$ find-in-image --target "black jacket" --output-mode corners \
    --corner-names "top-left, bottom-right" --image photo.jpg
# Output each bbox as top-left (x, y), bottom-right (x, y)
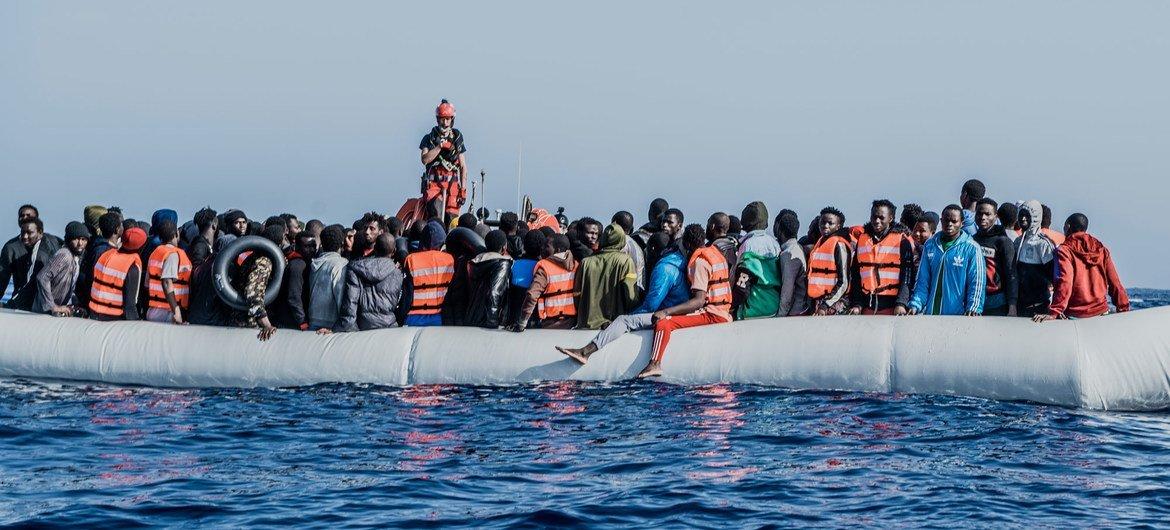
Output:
top-left (441, 255), bottom-right (472, 326)
top-left (272, 255), bottom-right (311, 329)
top-left (973, 225), bottom-right (1019, 308)
top-left (464, 252), bottom-right (512, 329)
top-left (506, 234), bottom-right (524, 261)
top-left (188, 256), bottom-right (231, 326)
top-left (1016, 261), bottom-right (1053, 316)
top-left (1, 236), bottom-right (58, 306)
top-left (188, 236), bottom-right (213, 269)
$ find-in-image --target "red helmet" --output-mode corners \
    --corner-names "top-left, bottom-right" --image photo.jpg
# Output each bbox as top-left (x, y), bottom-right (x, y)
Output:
top-left (435, 99), bottom-right (456, 119)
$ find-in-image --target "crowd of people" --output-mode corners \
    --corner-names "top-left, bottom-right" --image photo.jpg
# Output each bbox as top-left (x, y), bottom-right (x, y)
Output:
top-left (0, 178), bottom-right (1131, 378)
top-left (0, 101), bottom-right (1132, 378)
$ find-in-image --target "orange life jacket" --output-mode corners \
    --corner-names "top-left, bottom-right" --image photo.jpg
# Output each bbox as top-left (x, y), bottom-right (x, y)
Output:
top-left (808, 234), bottom-right (849, 299)
top-left (687, 246), bottom-right (732, 314)
top-left (854, 230), bottom-right (905, 296)
top-left (533, 258), bottom-right (576, 320)
top-left (405, 250), bottom-right (455, 315)
top-left (1042, 227), bottom-right (1065, 246)
top-left (89, 249), bottom-right (143, 318)
top-left (528, 208), bottom-right (562, 234)
top-left (848, 225), bottom-right (866, 243)
top-left (146, 244), bottom-right (192, 311)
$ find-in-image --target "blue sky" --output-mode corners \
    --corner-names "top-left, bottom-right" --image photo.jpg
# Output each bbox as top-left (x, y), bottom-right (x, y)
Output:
top-left (1, 1), bottom-right (1167, 287)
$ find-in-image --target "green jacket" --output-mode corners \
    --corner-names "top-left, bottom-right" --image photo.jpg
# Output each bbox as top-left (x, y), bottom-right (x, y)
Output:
top-left (736, 251), bottom-right (781, 319)
top-left (575, 224), bottom-right (640, 329)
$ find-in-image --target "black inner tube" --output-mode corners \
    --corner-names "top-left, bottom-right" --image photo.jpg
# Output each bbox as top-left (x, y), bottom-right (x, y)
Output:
top-left (445, 227), bottom-right (486, 258)
top-left (212, 236), bottom-right (286, 311)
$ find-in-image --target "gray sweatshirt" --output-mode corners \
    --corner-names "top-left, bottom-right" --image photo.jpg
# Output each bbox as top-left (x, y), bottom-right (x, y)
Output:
top-left (778, 238), bottom-right (811, 316)
top-left (308, 251), bottom-right (349, 330)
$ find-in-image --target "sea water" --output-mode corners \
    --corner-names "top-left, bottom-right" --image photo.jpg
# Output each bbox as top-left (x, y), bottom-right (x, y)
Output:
top-left (2, 291), bottom-right (1168, 527)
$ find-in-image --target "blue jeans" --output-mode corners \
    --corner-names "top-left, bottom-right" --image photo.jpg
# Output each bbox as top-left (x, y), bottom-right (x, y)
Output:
top-left (405, 314), bottom-right (442, 327)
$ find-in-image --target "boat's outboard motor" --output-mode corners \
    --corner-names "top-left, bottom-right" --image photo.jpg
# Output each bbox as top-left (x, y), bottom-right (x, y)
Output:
top-left (213, 235), bottom-right (286, 310)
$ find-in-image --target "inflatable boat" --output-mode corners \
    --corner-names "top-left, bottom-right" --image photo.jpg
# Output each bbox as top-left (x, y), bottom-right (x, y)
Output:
top-left (1, 307), bottom-right (1167, 411)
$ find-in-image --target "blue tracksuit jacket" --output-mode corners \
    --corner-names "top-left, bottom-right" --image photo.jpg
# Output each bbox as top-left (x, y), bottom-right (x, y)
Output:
top-left (633, 251), bottom-right (690, 314)
top-left (908, 230), bottom-right (986, 315)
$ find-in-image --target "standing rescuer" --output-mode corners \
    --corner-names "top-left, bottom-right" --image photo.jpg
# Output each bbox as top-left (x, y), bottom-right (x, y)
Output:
top-left (420, 99), bottom-right (467, 223)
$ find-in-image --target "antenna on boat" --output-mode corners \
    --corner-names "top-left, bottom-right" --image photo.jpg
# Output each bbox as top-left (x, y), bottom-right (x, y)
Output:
top-left (516, 142), bottom-right (523, 213)
top-left (479, 169), bottom-right (486, 214)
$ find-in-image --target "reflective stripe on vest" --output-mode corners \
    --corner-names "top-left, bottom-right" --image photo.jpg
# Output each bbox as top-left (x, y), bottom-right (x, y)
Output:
top-left (855, 231), bottom-right (904, 296)
top-left (807, 235), bottom-right (849, 300)
top-left (406, 250), bottom-right (455, 315)
top-left (147, 244), bottom-right (193, 311)
top-left (89, 249), bottom-right (142, 318)
top-left (687, 246), bottom-right (732, 313)
top-left (534, 258), bottom-right (577, 320)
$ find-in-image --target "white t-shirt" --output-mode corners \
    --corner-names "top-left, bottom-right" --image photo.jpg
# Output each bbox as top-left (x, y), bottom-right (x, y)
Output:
top-left (145, 251), bottom-right (181, 323)
top-left (160, 252), bottom-right (179, 280)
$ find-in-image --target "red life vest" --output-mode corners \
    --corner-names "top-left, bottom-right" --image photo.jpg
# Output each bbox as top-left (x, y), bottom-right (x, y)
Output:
top-left (89, 249), bottom-right (142, 318)
top-left (686, 246), bottom-right (732, 314)
top-left (533, 258), bottom-right (576, 320)
top-left (405, 250), bottom-right (455, 315)
top-left (807, 235), bottom-right (850, 299)
top-left (146, 244), bottom-right (193, 311)
top-left (855, 230), bottom-right (905, 296)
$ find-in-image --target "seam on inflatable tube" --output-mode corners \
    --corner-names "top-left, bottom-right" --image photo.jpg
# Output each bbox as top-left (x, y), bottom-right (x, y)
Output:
top-left (96, 321), bottom-right (113, 381)
top-left (1070, 320), bottom-right (1096, 410)
top-left (404, 328), bottom-right (423, 386)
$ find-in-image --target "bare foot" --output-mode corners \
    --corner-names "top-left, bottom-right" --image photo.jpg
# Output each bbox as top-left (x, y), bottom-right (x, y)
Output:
top-left (556, 346), bottom-right (590, 365)
top-left (636, 362), bottom-right (663, 379)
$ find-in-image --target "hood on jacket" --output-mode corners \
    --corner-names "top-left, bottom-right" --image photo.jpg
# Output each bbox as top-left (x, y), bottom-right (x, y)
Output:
top-left (312, 251), bottom-right (347, 268)
top-left (1019, 200), bottom-right (1043, 236)
top-left (152, 209), bottom-right (178, 229)
top-left (83, 205), bottom-right (107, 234)
top-left (741, 201), bottom-right (769, 232)
top-left (1062, 232), bottom-right (1106, 268)
top-left (348, 256), bottom-right (399, 283)
top-left (545, 250), bottom-right (576, 271)
top-left (471, 251), bottom-right (513, 265)
top-left (599, 223), bottom-right (627, 253)
top-left (1016, 199), bottom-right (1055, 265)
top-left (421, 220), bottom-right (447, 250)
top-left (469, 251), bottom-right (512, 281)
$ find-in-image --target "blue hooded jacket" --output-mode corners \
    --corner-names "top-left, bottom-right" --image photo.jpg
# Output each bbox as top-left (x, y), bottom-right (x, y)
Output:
top-left (908, 230), bottom-right (986, 315)
top-left (149, 209), bottom-right (179, 246)
top-left (633, 250), bottom-right (690, 314)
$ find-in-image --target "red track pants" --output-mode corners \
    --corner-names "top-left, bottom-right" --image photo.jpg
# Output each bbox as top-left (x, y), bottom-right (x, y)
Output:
top-left (651, 312), bottom-right (730, 363)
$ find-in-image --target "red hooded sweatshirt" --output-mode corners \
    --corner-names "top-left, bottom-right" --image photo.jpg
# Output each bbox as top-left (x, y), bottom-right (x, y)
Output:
top-left (1049, 232), bottom-right (1130, 318)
